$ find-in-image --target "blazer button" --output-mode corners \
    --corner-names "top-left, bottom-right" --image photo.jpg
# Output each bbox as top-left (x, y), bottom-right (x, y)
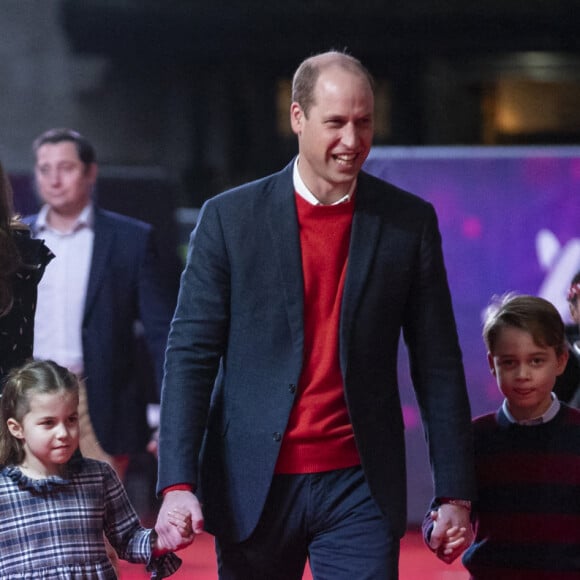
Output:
top-left (289, 384), bottom-right (296, 394)
top-left (272, 432), bottom-right (282, 442)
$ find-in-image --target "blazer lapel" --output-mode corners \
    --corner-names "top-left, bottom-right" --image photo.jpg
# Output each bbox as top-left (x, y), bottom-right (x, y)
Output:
top-left (268, 167), bottom-right (305, 353)
top-left (84, 208), bottom-right (115, 321)
top-left (340, 180), bottom-right (381, 371)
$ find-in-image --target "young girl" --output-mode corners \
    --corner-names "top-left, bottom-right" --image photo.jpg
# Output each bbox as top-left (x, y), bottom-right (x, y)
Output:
top-left (0, 359), bottom-right (191, 579)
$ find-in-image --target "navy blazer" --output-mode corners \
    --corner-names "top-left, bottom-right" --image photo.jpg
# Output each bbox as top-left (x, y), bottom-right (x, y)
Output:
top-left (158, 161), bottom-right (476, 542)
top-left (27, 206), bottom-right (175, 454)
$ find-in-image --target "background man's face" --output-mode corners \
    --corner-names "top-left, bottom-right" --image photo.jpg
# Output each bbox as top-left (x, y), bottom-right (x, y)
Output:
top-left (35, 141), bottom-right (96, 216)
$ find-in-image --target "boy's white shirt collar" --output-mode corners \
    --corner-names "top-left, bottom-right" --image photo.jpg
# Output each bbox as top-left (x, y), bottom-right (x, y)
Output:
top-left (502, 392), bottom-right (560, 425)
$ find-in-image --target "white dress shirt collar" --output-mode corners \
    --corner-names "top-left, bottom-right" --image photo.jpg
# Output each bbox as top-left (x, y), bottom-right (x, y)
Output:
top-left (293, 157), bottom-right (355, 206)
top-left (502, 392), bottom-right (560, 426)
top-left (36, 202), bottom-right (94, 234)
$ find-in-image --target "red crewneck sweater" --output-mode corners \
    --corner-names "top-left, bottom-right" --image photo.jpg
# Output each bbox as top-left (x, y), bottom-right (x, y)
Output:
top-left (275, 193), bottom-right (361, 473)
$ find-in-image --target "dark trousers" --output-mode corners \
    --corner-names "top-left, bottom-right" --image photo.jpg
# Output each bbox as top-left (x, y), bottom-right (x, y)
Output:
top-left (216, 466), bottom-right (400, 580)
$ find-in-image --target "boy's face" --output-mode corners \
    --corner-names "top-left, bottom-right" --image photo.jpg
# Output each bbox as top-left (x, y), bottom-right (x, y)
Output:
top-left (488, 326), bottom-right (568, 421)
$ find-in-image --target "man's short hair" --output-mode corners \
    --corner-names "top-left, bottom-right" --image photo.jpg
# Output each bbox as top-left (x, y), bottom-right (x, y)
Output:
top-left (291, 50), bottom-right (375, 118)
top-left (32, 128), bottom-right (96, 166)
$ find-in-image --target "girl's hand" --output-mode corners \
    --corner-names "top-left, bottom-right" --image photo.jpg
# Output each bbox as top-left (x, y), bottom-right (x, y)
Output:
top-left (152, 510), bottom-right (195, 556)
top-left (166, 507), bottom-right (194, 538)
top-left (155, 490), bottom-right (203, 552)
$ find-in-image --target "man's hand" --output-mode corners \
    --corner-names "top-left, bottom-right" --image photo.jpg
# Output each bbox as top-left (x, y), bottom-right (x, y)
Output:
top-left (155, 490), bottom-right (204, 551)
top-left (167, 507), bottom-right (194, 538)
top-left (428, 503), bottom-right (473, 563)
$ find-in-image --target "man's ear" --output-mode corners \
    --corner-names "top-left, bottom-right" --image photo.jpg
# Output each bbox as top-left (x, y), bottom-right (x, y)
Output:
top-left (290, 102), bottom-right (304, 136)
top-left (487, 352), bottom-right (496, 376)
top-left (556, 348), bottom-right (569, 376)
top-left (6, 418), bottom-right (24, 440)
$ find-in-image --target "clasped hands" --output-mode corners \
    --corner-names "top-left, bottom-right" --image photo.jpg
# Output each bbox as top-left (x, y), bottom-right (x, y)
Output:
top-left (154, 490), bottom-right (204, 553)
top-left (427, 503), bottom-right (474, 564)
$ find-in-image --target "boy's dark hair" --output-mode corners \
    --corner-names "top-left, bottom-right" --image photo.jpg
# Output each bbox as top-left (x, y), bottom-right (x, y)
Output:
top-left (483, 293), bottom-right (567, 356)
top-left (0, 360), bottom-right (80, 466)
top-left (32, 128), bottom-right (96, 167)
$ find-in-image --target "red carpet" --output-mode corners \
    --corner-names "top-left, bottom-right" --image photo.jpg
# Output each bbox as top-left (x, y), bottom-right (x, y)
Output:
top-left (119, 529), bottom-right (469, 579)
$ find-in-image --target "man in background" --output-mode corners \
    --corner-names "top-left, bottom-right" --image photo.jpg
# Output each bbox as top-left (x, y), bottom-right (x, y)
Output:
top-left (26, 128), bottom-right (175, 497)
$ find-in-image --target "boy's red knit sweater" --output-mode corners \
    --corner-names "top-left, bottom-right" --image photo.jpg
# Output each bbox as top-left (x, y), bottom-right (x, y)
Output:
top-left (275, 193), bottom-right (361, 474)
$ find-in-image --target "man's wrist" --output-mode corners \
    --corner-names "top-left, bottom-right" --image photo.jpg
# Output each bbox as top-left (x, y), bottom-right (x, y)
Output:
top-left (162, 483), bottom-right (194, 496)
top-left (439, 498), bottom-right (472, 511)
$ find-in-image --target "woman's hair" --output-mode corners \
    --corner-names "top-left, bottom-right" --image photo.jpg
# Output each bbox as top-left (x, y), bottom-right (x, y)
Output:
top-left (482, 293), bottom-right (567, 356)
top-left (0, 162), bottom-right (25, 317)
top-left (0, 360), bottom-right (80, 466)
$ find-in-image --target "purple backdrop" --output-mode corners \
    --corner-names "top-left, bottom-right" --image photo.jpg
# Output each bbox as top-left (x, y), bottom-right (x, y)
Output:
top-left (12, 148), bottom-right (580, 524)
top-left (364, 146), bottom-right (580, 523)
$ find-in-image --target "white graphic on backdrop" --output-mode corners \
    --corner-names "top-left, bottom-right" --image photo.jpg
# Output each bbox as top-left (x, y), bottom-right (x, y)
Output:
top-left (536, 229), bottom-right (580, 323)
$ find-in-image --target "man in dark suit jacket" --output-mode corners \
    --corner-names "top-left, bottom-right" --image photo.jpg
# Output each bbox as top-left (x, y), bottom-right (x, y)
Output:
top-left (26, 128), bottom-right (175, 476)
top-left (155, 51), bottom-right (476, 579)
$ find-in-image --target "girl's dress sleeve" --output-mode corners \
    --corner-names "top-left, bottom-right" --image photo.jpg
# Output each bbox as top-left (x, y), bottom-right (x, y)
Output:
top-left (101, 461), bottom-right (182, 578)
